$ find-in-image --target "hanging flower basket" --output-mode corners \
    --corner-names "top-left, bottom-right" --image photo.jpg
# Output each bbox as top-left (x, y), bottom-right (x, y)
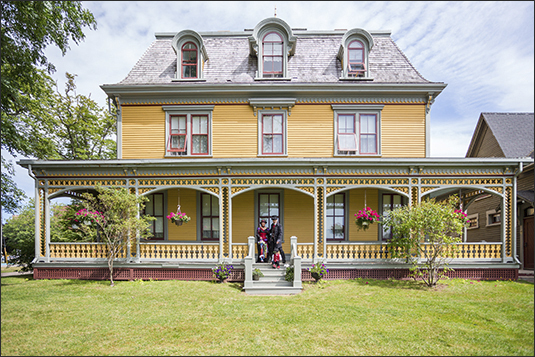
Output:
top-left (167, 211), bottom-right (191, 226)
top-left (354, 207), bottom-right (380, 231)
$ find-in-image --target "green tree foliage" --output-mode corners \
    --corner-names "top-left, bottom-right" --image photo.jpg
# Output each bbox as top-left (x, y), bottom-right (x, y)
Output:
top-left (382, 196), bottom-right (469, 287)
top-left (43, 73), bottom-right (117, 160)
top-left (1, 157), bottom-right (26, 214)
top-left (1, 1), bottom-right (99, 213)
top-left (77, 186), bottom-right (154, 286)
top-left (3, 203), bottom-right (36, 271)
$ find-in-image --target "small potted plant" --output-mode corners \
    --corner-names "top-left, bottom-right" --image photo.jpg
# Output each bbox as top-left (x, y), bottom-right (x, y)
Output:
top-left (307, 261), bottom-right (328, 282)
top-left (354, 207), bottom-right (380, 231)
top-left (252, 268), bottom-right (264, 281)
top-left (212, 262), bottom-right (233, 283)
top-left (167, 211), bottom-right (191, 226)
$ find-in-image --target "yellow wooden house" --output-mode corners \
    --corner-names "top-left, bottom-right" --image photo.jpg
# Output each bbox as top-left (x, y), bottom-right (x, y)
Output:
top-left (19, 18), bottom-right (531, 293)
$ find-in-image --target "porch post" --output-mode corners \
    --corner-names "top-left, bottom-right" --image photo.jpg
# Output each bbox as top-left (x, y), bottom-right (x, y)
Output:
top-left (45, 191), bottom-right (50, 263)
top-left (243, 236), bottom-right (254, 288)
top-left (291, 236), bottom-right (302, 289)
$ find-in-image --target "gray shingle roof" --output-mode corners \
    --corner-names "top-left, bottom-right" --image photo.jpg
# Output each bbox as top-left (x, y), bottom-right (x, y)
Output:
top-left (482, 112), bottom-right (534, 158)
top-left (117, 31), bottom-right (435, 86)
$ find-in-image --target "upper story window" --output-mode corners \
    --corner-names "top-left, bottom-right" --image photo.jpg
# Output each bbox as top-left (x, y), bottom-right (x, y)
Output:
top-left (332, 104), bottom-right (384, 156)
top-left (262, 32), bottom-right (284, 78)
top-left (248, 17), bottom-right (296, 80)
top-left (171, 30), bottom-right (208, 81)
top-left (259, 111), bottom-right (286, 156)
top-left (338, 28), bottom-right (374, 80)
top-left (163, 105), bottom-right (214, 157)
top-left (181, 42), bottom-right (198, 78)
top-left (348, 40), bottom-right (365, 77)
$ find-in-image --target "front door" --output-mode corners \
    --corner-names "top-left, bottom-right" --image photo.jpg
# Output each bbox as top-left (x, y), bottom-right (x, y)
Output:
top-left (524, 216), bottom-right (534, 269)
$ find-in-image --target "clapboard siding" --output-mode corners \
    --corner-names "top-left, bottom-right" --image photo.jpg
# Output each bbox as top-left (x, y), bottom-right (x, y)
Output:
top-left (122, 106), bottom-right (166, 159)
top-left (288, 105), bottom-right (334, 157)
top-left (212, 105), bottom-right (257, 158)
top-left (381, 105), bottom-right (426, 157)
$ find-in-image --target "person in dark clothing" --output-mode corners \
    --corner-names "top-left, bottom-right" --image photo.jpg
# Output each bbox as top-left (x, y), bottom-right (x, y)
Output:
top-left (270, 215), bottom-right (286, 265)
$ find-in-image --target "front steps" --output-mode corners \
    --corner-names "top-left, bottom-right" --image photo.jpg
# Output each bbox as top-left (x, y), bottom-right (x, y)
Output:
top-left (244, 263), bottom-right (302, 295)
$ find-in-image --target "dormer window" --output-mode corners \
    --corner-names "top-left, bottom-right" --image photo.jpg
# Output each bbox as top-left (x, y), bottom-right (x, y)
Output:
top-left (338, 28), bottom-right (374, 80)
top-left (263, 32), bottom-right (284, 78)
top-left (249, 17), bottom-right (296, 80)
top-left (172, 30), bottom-right (208, 81)
top-left (181, 42), bottom-right (198, 78)
top-left (348, 40), bottom-right (365, 78)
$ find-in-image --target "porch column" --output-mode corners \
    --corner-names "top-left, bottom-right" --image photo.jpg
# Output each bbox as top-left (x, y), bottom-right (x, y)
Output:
top-left (34, 183), bottom-right (41, 262)
top-left (45, 191), bottom-right (51, 263)
top-left (314, 179), bottom-right (325, 261)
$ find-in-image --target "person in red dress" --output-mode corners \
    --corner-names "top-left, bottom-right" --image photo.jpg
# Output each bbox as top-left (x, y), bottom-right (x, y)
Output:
top-left (255, 220), bottom-right (270, 263)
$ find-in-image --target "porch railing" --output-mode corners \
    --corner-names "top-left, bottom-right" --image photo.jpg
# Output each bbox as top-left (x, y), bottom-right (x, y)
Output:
top-left (138, 242), bottom-right (219, 261)
top-left (320, 242), bottom-right (502, 261)
top-left (48, 241), bottom-right (502, 262)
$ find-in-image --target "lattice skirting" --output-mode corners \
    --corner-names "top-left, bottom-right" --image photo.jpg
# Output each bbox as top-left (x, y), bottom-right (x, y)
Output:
top-left (33, 268), bottom-right (244, 282)
top-left (33, 267), bottom-right (517, 281)
top-left (306, 268), bottom-right (519, 281)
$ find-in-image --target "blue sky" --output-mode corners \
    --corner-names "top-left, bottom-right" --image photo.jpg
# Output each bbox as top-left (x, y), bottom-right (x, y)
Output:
top-left (3, 1), bottom-right (534, 220)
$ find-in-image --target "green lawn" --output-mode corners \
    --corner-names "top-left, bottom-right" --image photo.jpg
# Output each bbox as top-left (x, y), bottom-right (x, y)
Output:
top-left (1, 276), bottom-right (533, 356)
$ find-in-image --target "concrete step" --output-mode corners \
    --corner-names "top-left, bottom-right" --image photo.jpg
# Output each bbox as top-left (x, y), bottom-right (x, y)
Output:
top-left (244, 286), bottom-right (302, 295)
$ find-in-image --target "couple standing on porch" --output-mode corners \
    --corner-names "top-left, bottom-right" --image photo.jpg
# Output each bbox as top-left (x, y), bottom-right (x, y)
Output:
top-left (255, 216), bottom-right (287, 267)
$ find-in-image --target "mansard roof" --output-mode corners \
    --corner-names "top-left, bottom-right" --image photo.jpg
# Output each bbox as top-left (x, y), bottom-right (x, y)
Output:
top-left (113, 28), bottom-right (438, 86)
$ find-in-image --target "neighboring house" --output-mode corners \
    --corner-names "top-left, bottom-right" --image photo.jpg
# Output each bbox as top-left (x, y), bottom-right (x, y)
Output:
top-left (19, 17), bottom-right (531, 287)
top-left (465, 113), bottom-right (534, 269)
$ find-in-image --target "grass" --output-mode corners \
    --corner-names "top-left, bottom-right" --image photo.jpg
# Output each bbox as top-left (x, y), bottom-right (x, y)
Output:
top-left (1, 276), bottom-right (533, 356)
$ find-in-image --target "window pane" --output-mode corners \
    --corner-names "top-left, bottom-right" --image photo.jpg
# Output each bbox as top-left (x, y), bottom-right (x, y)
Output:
top-left (192, 135), bottom-right (207, 154)
top-left (264, 32), bottom-right (282, 42)
top-left (273, 115), bottom-right (283, 133)
top-left (202, 218), bottom-right (211, 238)
top-left (264, 42), bottom-right (274, 55)
top-left (145, 195), bottom-right (154, 215)
top-left (393, 195), bottom-right (402, 209)
top-left (211, 197), bottom-right (219, 215)
top-left (263, 116), bottom-right (272, 133)
top-left (339, 134), bottom-right (357, 151)
top-left (154, 194), bottom-right (163, 215)
top-left (202, 195), bottom-right (211, 216)
top-left (270, 194), bottom-right (279, 217)
top-left (263, 59), bottom-right (273, 72)
top-left (326, 216), bottom-right (334, 239)
top-left (263, 135), bottom-right (273, 153)
top-left (360, 115), bottom-right (376, 133)
top-left (349, 49), bottom-right (363, 61)
top-left (192, 116), bottom-right (207, 134)
top-left (360, 134), bottom-right (376, 153)
top-left (334, 217), bottom-right (344, 238)
top-left (339, 115), bottom-right (354, 133)
top-left (212, 218), bottom-right (219, 235)
top-left (259, 194), bottom-right (269, 216)
top-left (326, 195), bottom-right (334, 215)
top-left (273, 135), bottom-right (283, 153)
top-left (155, 217), bottom-right (164, 234)
top-left (273, 56), bottom-right (283, 72)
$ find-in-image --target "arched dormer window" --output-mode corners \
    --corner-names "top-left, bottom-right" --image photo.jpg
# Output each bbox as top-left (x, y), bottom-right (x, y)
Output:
top-left (347, 40), bottom-right (365, 77)
top-left (338, 28), bottom-right (374, 80)
top-left (262, 32), bottom-right (283, 78)
top-left (249, 17), bottom-right (296, 80)
top-left (172, 30), bottom-right (208, 81)
top-left (181, 42), bottom-right (198, 78)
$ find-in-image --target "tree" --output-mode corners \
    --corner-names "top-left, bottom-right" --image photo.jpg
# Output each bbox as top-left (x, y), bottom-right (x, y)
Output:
top-left (382, 196), bottom-right (469, 287)
top-left (1, 1), bottom-right (98, 212)
top-left (2, 203), bottom-right (36, 271)
top-left (77, 186), bottom-right (154, 286)
top-left (41, 73), bottom-right (117, 160)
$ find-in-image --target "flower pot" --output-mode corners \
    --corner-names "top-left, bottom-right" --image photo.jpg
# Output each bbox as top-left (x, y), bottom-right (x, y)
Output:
top-left (311, 272), bottom-right (322, 282)
top-left (253, 275), bottom-right (260, 281)
top-left (361, 221), bottom-right (369, 226)
top-left (175, 221), bottom-right (183, 226)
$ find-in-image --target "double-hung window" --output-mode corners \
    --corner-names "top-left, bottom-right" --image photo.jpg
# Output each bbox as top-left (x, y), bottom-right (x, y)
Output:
top-left (381, 193), bottom-right (407, 241)
top-left (258, 111), bottom-right (287, 156)
top-left (144, 193), bottom-right (164, 240)
top-left (262, 32), bottom-right (284, 78)
top-left (348, 40), bottom-right (365, 77)
top-left (164, 105), bottom-right (213, 157)
top-left (326, 193), bottom-right (346, 241)
top-left (181, 42), bottom-right (198, 79)
top-left (332, 105), bottom-right (383, 156)
top-left (201, 193), bottom-right (219, 241)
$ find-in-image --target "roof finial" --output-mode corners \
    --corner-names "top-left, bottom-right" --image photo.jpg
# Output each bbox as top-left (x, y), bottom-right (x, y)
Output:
top-left (274, 5), bottom-right (277, 17)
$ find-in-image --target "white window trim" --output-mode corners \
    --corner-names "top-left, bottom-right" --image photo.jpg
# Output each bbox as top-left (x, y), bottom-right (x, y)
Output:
top-left (171, 30), bottom-right (208, 82)
top-left (257, 109), bottom-right (288, 157)
top-left (486, 209), bottom-right (501, 227)
top-left (338, 29), bottom-right (374, 80)
top-left (332, 104), bottom-right (383, 157)
top-left (163, 105), bottom-right (214, 157)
